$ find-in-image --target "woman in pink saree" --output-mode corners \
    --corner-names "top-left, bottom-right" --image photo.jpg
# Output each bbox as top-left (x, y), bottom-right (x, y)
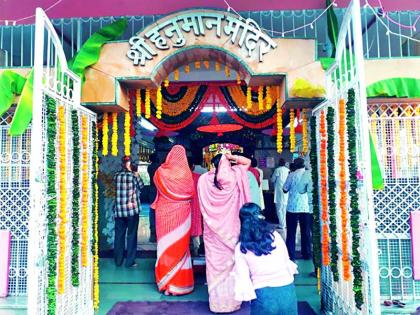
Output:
top-left (152, 145), bottom-right (195, 295)
top-left (197, 153), bottom-right (251, 313)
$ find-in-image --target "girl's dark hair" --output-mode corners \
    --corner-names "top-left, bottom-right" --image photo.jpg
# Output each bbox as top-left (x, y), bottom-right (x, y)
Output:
top-left (211, 154), bottom-right (223, 190)
top-left (239, 203), bottom-right (276, 256)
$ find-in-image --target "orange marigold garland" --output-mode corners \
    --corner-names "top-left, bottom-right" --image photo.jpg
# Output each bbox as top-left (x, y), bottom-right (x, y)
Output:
top-left (156, 86), bottom-right (162, 119)
top-left (124, 111), bottom-right (131, 156)
top-left (277, 96), bottom-right (283, 153)
top-left (265, 86), bottom-right (272, 110)
top-left (290, 108), bottom-right (296, 152)
top-left (203, 60), bottom-right (210, 69)
top-left (319, 110), bottom-right (330, 266)
top-left (135, 90), bottom-right (141, 117)
top-left (164, 77), bottom-right (170, 88)
top-left (111, 112), bottom-right (118, 156)
top-left (184, 64), bottom-right (190, 73)
top-left (258, 86), bottom-right (263, 110)
top-left (225, 65), bottom-right (231, 78)
top-left (236, 72), bottom-right (241, 85)
top-left (302, 109), bottom-right (308, 154)
top-left (57, 105), bottom-right (67, 294)
top-left (195, 61), bottom-right (201, 69)
top-left (215, 62), bottom-right (221, 72)
top-left (338, 98), bottom-right (351, 280)
top-left (145, 88), bottom-right (151, 119)
top-left (102, 112), bottom-right (109, 156)
top-left (246, 87), bottom-right (252, 110)
top-left (81, 115), bottom-right (89, 268)
top-left (174, 69), bottom-right (179, 81)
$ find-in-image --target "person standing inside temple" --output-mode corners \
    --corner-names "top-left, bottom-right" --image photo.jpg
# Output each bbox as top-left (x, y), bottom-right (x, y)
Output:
top-left (192, 155), bottom-right (207, 175)
top-left (283, 158), bottom-right (312, 261)
top-left (188, 157), bottom-right (203, 257)
top-left (251, 157), bottom-right (265, 210)
top-left (198, 153), bottom-right (251, 313)
top-left (152, 145), bottom-right (195, 295)
top-left (271, 158), bottom-right (289, 238)
top-left (113, 156), bottom-right (144, 268)
top-left (147, 153), bottom-right (160, 242)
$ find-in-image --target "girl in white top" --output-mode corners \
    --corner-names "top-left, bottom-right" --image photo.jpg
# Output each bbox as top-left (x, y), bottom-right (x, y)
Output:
top-left (233, 203), bottom-right (298, 315)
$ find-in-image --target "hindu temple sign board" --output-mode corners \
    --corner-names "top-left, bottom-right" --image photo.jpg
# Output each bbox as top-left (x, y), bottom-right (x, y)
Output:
top-left (127, 12), bottom-right (277, 66)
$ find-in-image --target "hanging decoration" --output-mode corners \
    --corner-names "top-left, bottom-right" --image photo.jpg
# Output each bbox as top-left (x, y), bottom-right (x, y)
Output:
top-left (302, 108), bottom-right (309, 154)
top-left (277, 102), bottom-right (283, 153)
top-left (102, 112), bottom-right (109, 156)
top-left (184, 64), bottom-right (190, 73)
top-left (145, 88), bottom-right (151, 119)
top-left (174, 69), bottom-right (180, 81)
top-left (326, 107), bottom-right (338, 281)
top-left (258, 86), bottom-right (264, 110)
top-left (57, 105), bottom-right (67, 295)
top-left (225, 65), bottom-right (230, 78)
top-left (129, 93), bottom-right (135, 137)
top-left (154, 85), bottom-right (204, 116)
top-left (236, 73), bottom-right (241, 85)
top-left (164, 77), bottom-right (170, 88)
top-left (135, 90), bottom-right (141, 117)
top-left (346, 89), bottom-right (363, 309)
top-left (338, 99), bottom-right (351, 281)
top-left (124, 111), bottom-right (131, 156)
top-left (215, 62), bottom-right (221, 72)
top-left (203, 60), bottom-right (210, 69)
top-left (46, 97), bottom-right (58, 314)
top-left (71, 111), bottom-right (80, 287)
top-left (246, 87), bottom-right (252, 110)
top-left (319, 110), bottom-right (330, 266)
top-left (156, 86), bottom-right (163, 119)
top-left (111, 112), bottom-right (118, 156)
top-left (265, 86), bottom-right (272, 110)
top-left (289, 109), bottom-right (296, 152)
top-left (81, 115), bottom-right (89, 267)
top-left (195, 61), bottom-right (201, 69)
top-left (92, 124), bottom-right (100, 309)
top-left (310, 116), bottom-right (321, 272)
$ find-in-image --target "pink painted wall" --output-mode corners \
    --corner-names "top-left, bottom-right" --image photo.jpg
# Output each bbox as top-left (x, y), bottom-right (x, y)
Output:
top-left (1, 0), bottom-right (419, 24)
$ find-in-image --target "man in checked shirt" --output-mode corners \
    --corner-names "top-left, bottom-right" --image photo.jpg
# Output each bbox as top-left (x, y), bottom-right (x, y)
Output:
top-left (114, 155), bottom-right (144, 267)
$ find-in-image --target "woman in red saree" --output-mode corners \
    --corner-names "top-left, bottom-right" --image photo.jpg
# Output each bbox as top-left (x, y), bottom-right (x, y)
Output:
top-left (197, 153), bottom-right (251, 313)
top-left (152, 145), bottom-right (195, 295)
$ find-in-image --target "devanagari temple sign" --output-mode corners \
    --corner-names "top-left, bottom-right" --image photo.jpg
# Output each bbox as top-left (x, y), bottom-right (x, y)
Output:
top-left (126, 11), bottom-right (277, 66)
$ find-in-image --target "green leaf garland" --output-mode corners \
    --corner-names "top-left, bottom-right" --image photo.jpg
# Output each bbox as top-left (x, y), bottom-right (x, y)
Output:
top-left (326, 107), bottom-right (338, 281)
top-left (346, 88), bottom-right (363, 309)
top-left (310, 116), bottom-right (321, 269)
top-left (92, 123), bottom-right (98, 255)
top-left (46, 96), bottom-right (58, 315)
top-left (71, 111), bottom-right (81, 287)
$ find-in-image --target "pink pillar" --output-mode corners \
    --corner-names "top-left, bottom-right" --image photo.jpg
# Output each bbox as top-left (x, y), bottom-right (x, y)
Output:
top-left (0, 230), bottom-right (11, 297)
top-left (410, 212), bottom-right (420, 280)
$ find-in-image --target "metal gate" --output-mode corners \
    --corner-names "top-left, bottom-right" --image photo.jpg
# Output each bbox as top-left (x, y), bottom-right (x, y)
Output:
top-left (26, 8), bottom-right (97, 315)
top-left (312, 0), bottom-right (380, 313)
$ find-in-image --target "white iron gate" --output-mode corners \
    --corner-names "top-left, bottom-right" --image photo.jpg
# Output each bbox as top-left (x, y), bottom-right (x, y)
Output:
top-left (312, 0), bottom-right (380, 313)
top-left (27, 8), bottom-right (96, 315)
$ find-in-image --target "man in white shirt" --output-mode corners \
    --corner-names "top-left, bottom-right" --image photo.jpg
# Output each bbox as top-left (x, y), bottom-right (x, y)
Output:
top-left (271, 158), bottom-right (289, 238)
top-left (283, 158), bottom-right (312, 261)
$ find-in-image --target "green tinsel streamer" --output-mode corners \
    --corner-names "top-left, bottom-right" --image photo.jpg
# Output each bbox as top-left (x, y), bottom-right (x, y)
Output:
top-left (326, 107), bottom-right (339, 281)
top-left (310, 116), bottom-right (321, 269)
top-left (346, 88), bottom-right (363, 309)
top-left (71, 111), bottom-right (80, 287)
top-left (46, 96), bottom-right (57, 315)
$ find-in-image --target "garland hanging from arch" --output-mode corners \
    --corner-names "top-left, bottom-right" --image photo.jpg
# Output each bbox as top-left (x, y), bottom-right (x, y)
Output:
top-left (71, 111), bottom-right (80, 287)
top-left (346, 89), bottom-right (363, 309)
top-left (92, 123), bottom-right (100, 309)
top-left (326, 107), bottom-right (338, 281)
top-left (225, 85), bottom-right (277, 115)
top-left (102, 113), bottom-right (109, 156)
top-left (81, 115), bottom-right (89, 268)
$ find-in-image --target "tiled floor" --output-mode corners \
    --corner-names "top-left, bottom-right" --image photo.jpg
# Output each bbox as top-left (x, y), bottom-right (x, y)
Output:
top-left (97, 257), bottom-right (321, 315)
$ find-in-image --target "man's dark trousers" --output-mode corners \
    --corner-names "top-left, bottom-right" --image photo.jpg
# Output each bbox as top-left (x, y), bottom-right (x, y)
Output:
top-left (114, 214), bottom-right (139, 267)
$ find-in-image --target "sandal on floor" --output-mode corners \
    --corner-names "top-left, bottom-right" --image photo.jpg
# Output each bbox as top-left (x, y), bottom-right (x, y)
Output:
top-left (392, 300), bottom-right (406, 307)
top-left (383, 301), bottom-right (392, 306)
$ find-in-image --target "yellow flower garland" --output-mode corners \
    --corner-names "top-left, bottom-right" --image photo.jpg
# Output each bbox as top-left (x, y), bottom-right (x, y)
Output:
top-left (227, 85), bottom-right (277, 115)
top-left (203, 60), bottom-right (210, 69)
top-left (81, 115), bottom-right (89, 268)
top-left (150, 86), bottom-right (201, 117)
top-left (290, 109), bottom-right (296, 152)
top-left (258, 86), bottom-right (263, 110)
top-left (124, 111), bottom-right (131, 156)
top-left (145, 88), bottom-right (151, 119)
top-left (164, 77), bottom-right (170, 87)
top-left (277, 94), bottom-right (283, 153)
top-left (174, 69), bottom-right (179, 81)
top-left (135, 90), bottom-right (141, 117)
top-left (302, 108), bottom-right (308, 154)
top-left (195, 61), bottom-right (201, 69)
top-left (111, 113), bottom-right (118, 156)
top-left (265, 86), bottom-right (272, 110)
top-left (57, 105), bottom-right (67, 295)
top-left (184, 64), bottom-right (190, 73)
top-left (246, 87), bottom-right (252, 110)
top-left (93, 126), bottom-right (99, 309)
top-left (215, 62), bottom-right (220, 72)
top-left (236, 73), bottom-right (241, 85)
top-left (225, 65), bottom-right (230, 78)
top-left (102, 113), bottom-right (109, 156)
top-left (156, 86), bottom-right (162, 119)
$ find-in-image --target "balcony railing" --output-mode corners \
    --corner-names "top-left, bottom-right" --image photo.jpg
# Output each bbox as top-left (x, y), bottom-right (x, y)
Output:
top-left (0, 8), bottom-right (419, 67)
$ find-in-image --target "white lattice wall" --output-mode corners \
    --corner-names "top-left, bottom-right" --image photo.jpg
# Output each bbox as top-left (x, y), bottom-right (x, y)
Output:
top-left (0, 111), bottom-right (31, 296)
top-left (368, 101), bottom-right (420, 300)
